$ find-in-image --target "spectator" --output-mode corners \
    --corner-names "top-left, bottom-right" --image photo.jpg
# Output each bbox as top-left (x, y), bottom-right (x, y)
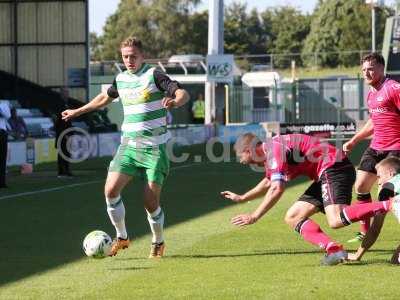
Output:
top-left (0, 101), bottom-right (11, 188)
top-left (55, 90), bottom-right (73, 178)
top-left (87, 108), bottom-right (117, 132)
top-left (191, 93), bottom-right (205, 124)
top-left (98, 108), bottom-right (118, 131)
top-left (8, 107), bottom-right (28, 140)
top-left (97, 108), bottom-right (111, 125)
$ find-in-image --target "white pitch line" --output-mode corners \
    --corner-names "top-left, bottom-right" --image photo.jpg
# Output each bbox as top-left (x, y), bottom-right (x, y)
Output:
top-left (0, 180), bottom-right (103, 200)
top-left (0, 163), bottom-right (199, 201)
top-left (170, 163), bottom-right (197, 170)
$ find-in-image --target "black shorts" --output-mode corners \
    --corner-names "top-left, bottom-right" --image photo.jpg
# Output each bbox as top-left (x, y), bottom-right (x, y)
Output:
top-left (298, 158), bottom-right (356, 212)
top-left (358, 147), bottom-right (400, 174)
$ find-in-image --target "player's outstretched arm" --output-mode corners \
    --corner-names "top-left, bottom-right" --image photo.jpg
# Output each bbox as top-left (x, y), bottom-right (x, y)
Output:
top-left (162, 89), bottom-right (190, 109)
top-left (343, 119), bottom-right (374, 153)
top-left (231, 180), bottom-right (284, 226)
top-left (349, 183), bottom-right (397, 261)
top-left (62, 92), bottom-right (114, 121)
top-left (347, 214), bottom-right (386, 261)
top-left (174, 89), bottom-right (190, 107)
top-left (221, 178), bottom-right (270, 203)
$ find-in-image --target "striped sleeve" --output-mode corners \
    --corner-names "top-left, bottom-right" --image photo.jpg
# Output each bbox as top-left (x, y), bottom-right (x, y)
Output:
top-left (153, 70), bottom-right (181, 97)
top-left (107, 78), bottom-right (119, 98)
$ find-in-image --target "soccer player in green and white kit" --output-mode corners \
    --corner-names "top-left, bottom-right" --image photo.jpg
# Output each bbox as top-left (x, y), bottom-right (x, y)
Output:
top-left (347, 157), bottom-right (400, 263)
top-left (62, 37), bottom-right (189, 258)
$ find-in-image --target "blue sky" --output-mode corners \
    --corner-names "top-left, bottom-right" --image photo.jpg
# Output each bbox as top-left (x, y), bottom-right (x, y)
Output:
top-left (89, 0), bottom-right (397, 35)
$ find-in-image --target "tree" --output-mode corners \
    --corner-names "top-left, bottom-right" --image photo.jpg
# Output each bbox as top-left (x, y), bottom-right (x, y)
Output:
top-left (99, 0), bottom-right (201, 60)
top-left (185, 11), bottom-right (208, 55)
top-left (261, 7), bottom-right (311, 68)
top-left (246, 8), bottom-right (269, 55)
top-left (224, 2), bottom-right (250, 55)
top-left (302, 0), bottom-right (393, 68)
top-left (224, 2), bottom-right (267, 55)
top-left (89, 32), bottom-right (103, 61)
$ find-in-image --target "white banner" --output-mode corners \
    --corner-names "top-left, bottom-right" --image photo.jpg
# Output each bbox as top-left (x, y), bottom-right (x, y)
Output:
top-left (69, 134), bottom-right (99, 160)
top-left (7, 141), bottom-right (27, 166)
top-left (167, 125), bottom-right (215, 146)
top-left (217, 124), bottom-right (266, 143)
top-left (206, 54), bottom-right (234, 83)
top-left (98, 132), bottom-right (121, 157)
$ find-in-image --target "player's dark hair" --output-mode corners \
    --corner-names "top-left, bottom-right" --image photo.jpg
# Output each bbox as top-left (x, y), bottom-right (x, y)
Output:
top-left (120, 36), bottom-right (143, 52)
top-left (376, 157), bottom-right (400, 174)
top-left (361, 52), bottom-right (385, 67)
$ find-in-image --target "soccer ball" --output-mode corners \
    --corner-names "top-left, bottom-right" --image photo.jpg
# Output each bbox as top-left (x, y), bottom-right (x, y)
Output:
top-left (83, 230), bottom-right (112, 259)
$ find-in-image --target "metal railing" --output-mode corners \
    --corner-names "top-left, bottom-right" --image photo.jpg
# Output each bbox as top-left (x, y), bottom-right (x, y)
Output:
top-left (90, 49), bottom-right (379, 76)
top-left (227, 77), bottom-right (368, 125)
top-left (235, 49), bottom-right (380, 71)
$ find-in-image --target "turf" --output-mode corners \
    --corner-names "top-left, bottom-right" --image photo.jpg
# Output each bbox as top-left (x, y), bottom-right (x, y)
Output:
top-left (1, 143), bottom-right (399, 299)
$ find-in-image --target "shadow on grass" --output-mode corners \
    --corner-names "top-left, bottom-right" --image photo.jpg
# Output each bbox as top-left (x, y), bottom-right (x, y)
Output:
top-left (108, 267), bottom-right (151, 271)
top-left (166, 249), bottom-right (322, 259)
top-left (115, 257), bottom-right (146, 261)
top-left (166, 249), bottom-right (395, 260)
top-left (344, 259), bottom-right (392, 266)
top-left (363, 249), bottom-right (395, 254)
top-left (115, 250), bottom-right (322, 261)
top-left (0, 141), bottom-right (374, 286)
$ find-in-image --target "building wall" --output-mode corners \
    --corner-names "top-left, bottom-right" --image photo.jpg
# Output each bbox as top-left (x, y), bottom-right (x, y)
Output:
top-left (0, 0), bottom-right (88, 102)
top-left (0, 2), bottom-right (14, 74)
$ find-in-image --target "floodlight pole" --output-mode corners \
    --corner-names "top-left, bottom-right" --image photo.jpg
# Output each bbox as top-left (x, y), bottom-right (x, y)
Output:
top-left (396, 0), bottom-right (400, 16)
top-left (367, 0), bottom-right (384, 52)
top-left (205, 0), bottom-right (224, 124)
top-left (372, 5), bottom-right (376, 52)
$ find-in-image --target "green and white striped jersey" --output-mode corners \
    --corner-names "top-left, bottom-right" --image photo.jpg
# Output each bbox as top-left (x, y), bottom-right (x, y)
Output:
top-left (107, 63), bottom-right (181, 148)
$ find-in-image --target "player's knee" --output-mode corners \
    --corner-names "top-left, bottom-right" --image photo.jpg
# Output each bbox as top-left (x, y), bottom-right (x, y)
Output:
top-left (104, 185), bottom-right (120, 199)
top-left (355, 181), bottom-right (371, 194)
top-left (326, 216), bottom-right (342, 229)
top-left (284, 212), bottom-right (299, 228)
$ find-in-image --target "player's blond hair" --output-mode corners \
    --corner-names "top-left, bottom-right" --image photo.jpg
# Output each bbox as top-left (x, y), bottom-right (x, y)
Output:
top-left (376, 157), bottom-right (400, 174)
top-left (120, 36), bottom-right (143, 52)
top-left (234, 133), bottom-right (260, 154)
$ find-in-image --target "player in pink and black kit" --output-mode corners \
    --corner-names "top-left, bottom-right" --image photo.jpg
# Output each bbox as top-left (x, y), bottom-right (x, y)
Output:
top-left (222, 133), bottom-right (398, 265)
top-left (343, 53), bottom-right (400, 242)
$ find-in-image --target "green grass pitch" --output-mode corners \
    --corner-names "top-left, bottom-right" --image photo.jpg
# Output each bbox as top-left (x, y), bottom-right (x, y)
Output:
top-left (1, 143), bottom-right (399, 299)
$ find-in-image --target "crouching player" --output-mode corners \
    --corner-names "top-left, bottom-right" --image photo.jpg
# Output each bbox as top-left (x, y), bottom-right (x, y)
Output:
top-left (347, 157), bottom-right (400, 263)
top-left (221, 133), bottom-right (400, 265)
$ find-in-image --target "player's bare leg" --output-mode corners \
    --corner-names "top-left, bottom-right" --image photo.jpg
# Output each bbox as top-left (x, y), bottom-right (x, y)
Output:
top-left (105, 171), bottom-right (132, 256)
top-left (322, 200), bottom-right (394, 264)
top-left (285, 202), bottom-right (345, 264)
top-left (325, 202), bottom-right (391, 230)
top-left (144, 181), bottom-right (165, 258)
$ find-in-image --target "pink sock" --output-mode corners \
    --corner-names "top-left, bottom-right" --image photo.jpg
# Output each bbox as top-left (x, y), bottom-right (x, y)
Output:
top-left (297, 219), bottom-right (342, 254)
top-left (355, 194), bottom-right (372, 234)
top-left (356, 199), bottom-right (371, 234)
top-left (341, 200), bottom-right (391, 224)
